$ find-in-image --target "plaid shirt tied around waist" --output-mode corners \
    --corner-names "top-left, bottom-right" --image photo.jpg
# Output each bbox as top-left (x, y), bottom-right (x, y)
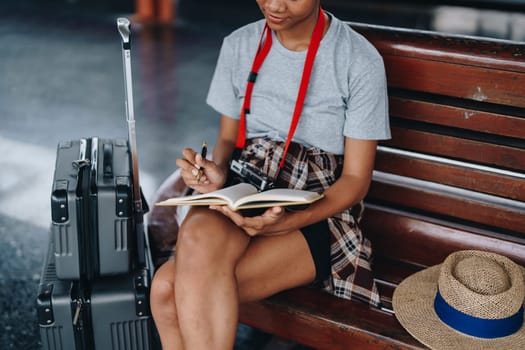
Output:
top-left (239, 137), bottom-right (381, 307)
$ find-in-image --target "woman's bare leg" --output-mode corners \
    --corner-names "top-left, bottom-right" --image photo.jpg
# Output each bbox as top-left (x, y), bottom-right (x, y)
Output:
top-left (174, 208), bottom-right (251, 349)
top-left (151, 207), bottom-right (318, 349)
top-left (150, 259), bottom-right (184, 349)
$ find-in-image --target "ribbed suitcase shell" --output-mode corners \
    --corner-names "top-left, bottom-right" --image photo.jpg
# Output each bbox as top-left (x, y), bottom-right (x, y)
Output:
top-left (91, 271), bottom-right (152, 350)
top-left (51, 138), bottom-right (133, 280)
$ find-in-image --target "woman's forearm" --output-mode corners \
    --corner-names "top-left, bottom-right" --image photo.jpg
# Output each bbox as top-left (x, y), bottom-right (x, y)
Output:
top-left (277, 138), bottom-right (376, 234)
top-left (212, 138), bottom-right (236, 174)
top-left (213, 115), bottom-right (240, 173)
top-left (311, 172), bottom-right (370, 219)
top-left (267, 173), bottom-right (371, 235)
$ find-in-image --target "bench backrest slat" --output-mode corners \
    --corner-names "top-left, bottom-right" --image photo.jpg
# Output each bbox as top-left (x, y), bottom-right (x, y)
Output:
top-left (385, 127), bottom-right (525, 170)
top-left (385, 55), bottom-right (525, 107)
top-left (362, 205), bottom-right (525, 306)
top-left (368, 178), bottom-right (525, 233)
top-left (358, 25), bottom-right (525, 71)
top-left (364, 206), bottom-right (525, 266)
top-left (389, 97), bottom-right (525, 141)
top-left (375, 148), bottom-right (525, 201)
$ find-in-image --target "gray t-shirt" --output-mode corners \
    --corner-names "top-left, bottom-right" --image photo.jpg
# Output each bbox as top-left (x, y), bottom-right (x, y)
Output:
top-left (206, 14), bottom-right (391, 155)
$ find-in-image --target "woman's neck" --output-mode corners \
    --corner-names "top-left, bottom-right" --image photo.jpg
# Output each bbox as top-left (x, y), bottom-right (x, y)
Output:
top-left (275, 11), bottom-right (329, 51)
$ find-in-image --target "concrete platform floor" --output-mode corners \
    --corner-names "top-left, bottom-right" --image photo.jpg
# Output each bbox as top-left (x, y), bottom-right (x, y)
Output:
top-left (1, 1), bottom-right (523, 349)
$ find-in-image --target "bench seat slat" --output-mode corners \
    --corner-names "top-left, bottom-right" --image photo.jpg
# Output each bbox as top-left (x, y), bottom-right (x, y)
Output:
top-left (373, 258), bottom-right (422, 309)
top-left (373, 258), bottom-right (424, 287)
top-left (239, 288), bottom-right (424, 350)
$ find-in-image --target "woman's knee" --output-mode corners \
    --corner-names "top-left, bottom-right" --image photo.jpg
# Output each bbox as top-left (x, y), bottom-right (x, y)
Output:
top-left (150, 261), bottom-right (176, 304)
top-left (177, 209), bottom-right (241, 266)
top-left (178, 210), bottom-right (215, 249)
top-left (150, 263), bottom-right (180, 329)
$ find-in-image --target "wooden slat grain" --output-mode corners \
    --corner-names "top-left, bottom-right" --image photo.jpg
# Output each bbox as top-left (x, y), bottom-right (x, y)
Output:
top-left (367, 180), bottom-right (525, 234)
top-left (389, 97), bottom-right (525, 139)
top-left (383, 55), bottom-right (525, 107)
top-left (362, 207), bottom-right (525, 266)
top-left (374, 151), bottom-right (525, 201)
top-left (239, 288), bottom-right (424, 350)
top-left (383, 127), bottom-right (525, 171)
top-left (352, 23), bottom-right (525, 72)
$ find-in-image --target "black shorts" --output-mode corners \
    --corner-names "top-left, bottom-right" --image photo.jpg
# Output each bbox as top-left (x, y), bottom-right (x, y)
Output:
top-left (300, 220), bottom-right (331, 282)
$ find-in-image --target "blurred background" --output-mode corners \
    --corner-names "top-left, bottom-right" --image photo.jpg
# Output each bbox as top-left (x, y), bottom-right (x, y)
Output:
top-left (1, 0), bottom-right (524, 349)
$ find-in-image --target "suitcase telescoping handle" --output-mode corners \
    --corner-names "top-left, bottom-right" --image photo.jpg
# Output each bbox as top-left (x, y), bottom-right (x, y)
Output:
top-left (117, 18), bottom-right (146, 268)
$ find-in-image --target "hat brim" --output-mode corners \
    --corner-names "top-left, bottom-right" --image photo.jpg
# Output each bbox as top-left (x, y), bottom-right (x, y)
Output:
top-left (392, 264), bottom-right (525, 350)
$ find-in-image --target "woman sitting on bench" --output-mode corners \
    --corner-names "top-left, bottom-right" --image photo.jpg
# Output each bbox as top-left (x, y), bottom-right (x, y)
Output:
top-left (149, 0), bottom-right (390, 349)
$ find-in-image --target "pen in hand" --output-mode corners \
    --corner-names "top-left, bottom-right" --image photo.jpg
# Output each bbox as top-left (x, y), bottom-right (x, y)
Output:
top-left (200, 141), bottom-right (207, 161)
top-left (196, 141), bottom-right (207, 183)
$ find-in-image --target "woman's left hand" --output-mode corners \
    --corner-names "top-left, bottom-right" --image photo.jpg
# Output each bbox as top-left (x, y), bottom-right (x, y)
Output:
top-left (209, 205), bottom-right (287, 237)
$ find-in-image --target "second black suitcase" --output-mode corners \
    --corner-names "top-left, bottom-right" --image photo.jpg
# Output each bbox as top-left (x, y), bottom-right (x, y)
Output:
top-left (37, 233), bottom-right (154, 350)
top-left (91, 269), bottom-right (151, 349)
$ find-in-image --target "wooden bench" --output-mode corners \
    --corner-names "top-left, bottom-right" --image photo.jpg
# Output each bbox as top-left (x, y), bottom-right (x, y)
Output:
top-left (237, 22), bottom-right (525, 349)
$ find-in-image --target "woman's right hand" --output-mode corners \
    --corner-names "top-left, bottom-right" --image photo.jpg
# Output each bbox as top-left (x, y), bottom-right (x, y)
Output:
top-left (175, 148), bottom-right (227, 194)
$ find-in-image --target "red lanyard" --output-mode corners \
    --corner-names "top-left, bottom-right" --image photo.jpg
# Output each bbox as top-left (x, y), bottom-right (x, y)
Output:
top-left (235, 8), bottom-right (326, 169)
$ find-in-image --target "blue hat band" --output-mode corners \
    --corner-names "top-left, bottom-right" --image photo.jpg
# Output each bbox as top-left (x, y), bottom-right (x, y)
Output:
top-left (434, 289), bottom-right (524, 339)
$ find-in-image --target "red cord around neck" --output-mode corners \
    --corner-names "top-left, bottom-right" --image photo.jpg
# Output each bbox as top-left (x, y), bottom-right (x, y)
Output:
top-left (236, 7), bottom-right (326, 170)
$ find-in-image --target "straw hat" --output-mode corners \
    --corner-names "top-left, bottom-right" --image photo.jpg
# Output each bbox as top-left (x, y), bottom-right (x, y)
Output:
top-left (392, 250), bottom-right (525, 350)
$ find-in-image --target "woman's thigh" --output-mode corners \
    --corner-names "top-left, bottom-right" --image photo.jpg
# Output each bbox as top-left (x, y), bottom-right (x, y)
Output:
top-left (158, 208), bottom-right (318, 302)
top-left (235, 231), bottom-right (317, 302)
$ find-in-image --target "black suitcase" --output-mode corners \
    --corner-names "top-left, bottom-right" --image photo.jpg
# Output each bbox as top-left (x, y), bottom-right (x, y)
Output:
top-left (37, 234), bottom-right (153, 350)
top-left (36, 17), bottom-right (155, 350)
top-left (51, 137), bottom-right (134, 280)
